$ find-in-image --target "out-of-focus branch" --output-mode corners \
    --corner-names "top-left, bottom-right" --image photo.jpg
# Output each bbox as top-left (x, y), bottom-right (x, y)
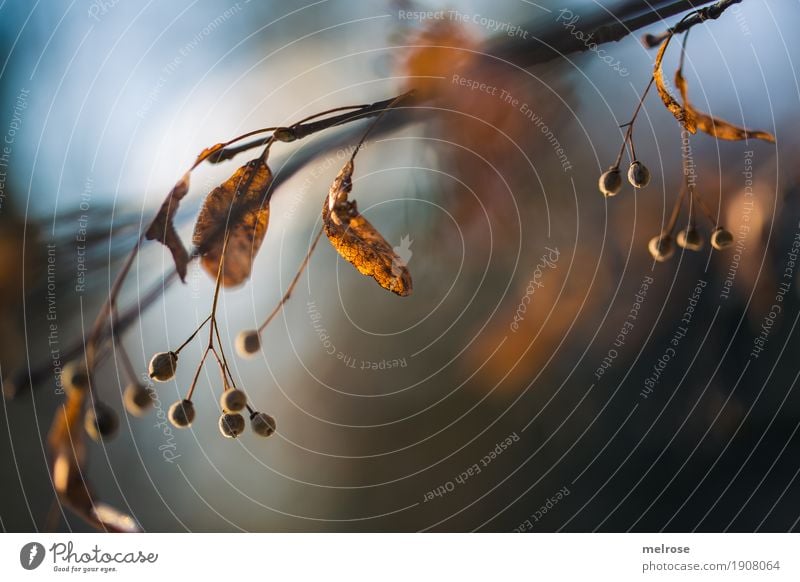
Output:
top-left (488, 0), bottom-right (722, 68)
top-left (209, 93), bottom-right (414, 164)
top-left (642, 0), bottom-right (743, 47)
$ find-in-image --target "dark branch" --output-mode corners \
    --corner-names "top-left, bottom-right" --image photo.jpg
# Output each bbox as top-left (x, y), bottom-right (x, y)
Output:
top-left (642, 0), bottom-right (744, 47)
top-left (209, 93), bottom-right (414, 164)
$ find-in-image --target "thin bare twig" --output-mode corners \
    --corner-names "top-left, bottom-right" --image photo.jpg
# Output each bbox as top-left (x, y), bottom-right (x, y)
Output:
top-left (642, 0), bottom-right (744, 47)
top-left (258, 227), bottom-right (325, 334)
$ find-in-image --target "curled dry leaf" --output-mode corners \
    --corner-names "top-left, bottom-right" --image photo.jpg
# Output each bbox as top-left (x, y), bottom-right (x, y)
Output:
top-left (675, 68), bottom-right (775, 143)
top-left (48, 384), bottom-right (140, 532)
top-left (322, 160), bottom-right (412, 297)
top-left (192, 158), bottom-right (272, 287)
top-left (654, 36), bottom-right (696, 133)
top-left (144, 173), bottom-right (191, 281)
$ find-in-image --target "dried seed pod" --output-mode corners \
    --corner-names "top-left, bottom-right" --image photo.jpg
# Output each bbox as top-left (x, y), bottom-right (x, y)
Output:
top-left (168, 399), bottom-right (195, 428)
top-left (710, 227), bottom-right (734, 250)
top-left (123, 383), bottom-right (155, 416)
top-left (676, 227), bottom-right (704, 251)
top-left (61, 361), bottom-right (90, 394)
top-left (84, 401), bottom-right (119, 442)
top-left (219, 413), bottom-right (246, 439)
top-left (627, 160), bottom-right (651, 188)
top-left (250, 411), bottom-right (276, 437)
top-left (648, 235), bottom-right (674, 262)
top-left (220, 388), bottom-right (247, 412)
top-left (149, 351), bottom-right (178, 382)
top-left (235, 330), bottom-right (261, 357)
top-left (598, 167), bottom-right (622, 197)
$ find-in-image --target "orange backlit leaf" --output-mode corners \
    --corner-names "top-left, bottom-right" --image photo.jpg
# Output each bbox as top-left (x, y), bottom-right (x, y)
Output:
top-left (654, 36), bottom-right (696, 133)
top-left (675, 68), bottom-right (775, 143)
top-left (192, 158), bottom-right (272, 287)
top-left (322, 160), bottom-right (412, 297)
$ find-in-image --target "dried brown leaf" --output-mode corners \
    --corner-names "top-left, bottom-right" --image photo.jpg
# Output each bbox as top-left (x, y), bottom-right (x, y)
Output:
top-left (654, 37), bottom-right (696, 133)
top-left (144, 173), bottom-right (191, 281)
top-left (675, 68), bottom-right (775, 143)
top-left (322, 160), bottom-right (412, 297)
top-left (192, 158), bottom-right (272, 287)
top-left (48, 388), bottom-right (140, 532)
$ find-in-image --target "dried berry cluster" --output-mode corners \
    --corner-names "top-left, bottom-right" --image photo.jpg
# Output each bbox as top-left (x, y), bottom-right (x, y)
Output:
top-left (17, 1), bottom-right (777, 533)
top-left (29, 91), bottom-right (415, 530)
top-left (599, 9), bottom-right (774, 263)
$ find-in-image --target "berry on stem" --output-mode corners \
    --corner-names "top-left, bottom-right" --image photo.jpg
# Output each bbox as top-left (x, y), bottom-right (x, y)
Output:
top-left (123, 383), bottom-right (155, 416)
top-left (62, 362), bottom-right (90, 394)
top-left (676, 227), bottom-right (704, 251)
top-left (235, 330), bottom-right (261, 357)
top-left (149, 352), bottom-right (178, 382)
top-left (219, 413), bottom-right (245, 438)
top-left (168, 399), bottom-right (195, 428)
top-left (598, 167), bottom-right (622, 197)
top-left (84, 401), bottom-right (119, 442)
top-left (627, 160), bottom-right (651, 188)
top-left (220, 388), bottom-right (247, 412)
top-left (710, 227), bottom-right (734, 250)
top-left (648, 235), bottom-right (675, 262)
top-left (250, 411), bottom-right (276, 437)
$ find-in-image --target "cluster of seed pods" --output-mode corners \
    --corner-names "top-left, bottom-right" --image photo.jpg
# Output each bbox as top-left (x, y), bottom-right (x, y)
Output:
top-left (598, 159), bottom-right (652, 197)
top-left (147, 334), bottom-right (276, 438)
top-left (60, 328), bottom-right (275, 443)
top-left (598, 159), bottom-right (734, 262)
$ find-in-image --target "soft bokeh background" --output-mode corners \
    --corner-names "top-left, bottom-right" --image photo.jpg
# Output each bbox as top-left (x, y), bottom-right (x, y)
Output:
top-left (2, 0), bottom-right (800, 532)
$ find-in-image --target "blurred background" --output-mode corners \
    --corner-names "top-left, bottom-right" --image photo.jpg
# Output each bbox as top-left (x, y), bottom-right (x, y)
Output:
top-left (1, 0), bottom-right (800, 532)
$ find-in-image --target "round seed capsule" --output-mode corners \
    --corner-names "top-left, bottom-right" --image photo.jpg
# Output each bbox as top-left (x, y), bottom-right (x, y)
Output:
top-left (235, 330), bottom-right (261, 358)
top-left (168, 399), bottom-right (195, 428)
top-left (598, 167), bottom-right (622, 197)
top-left (627, 160), bottom-right (651, 188)
top-left (123, 383), bottom-right (155, 416)
top-left (710, 227), bottom-right (734, 250)
top-left (149, 351), bottom-right (178, 382)
top-left (220, 388), bottom-right (247, 412)
top-left (218, 413), bottom-right (245, 439)
top-left (84, 401), bottom-right (119, 442)
top-left (676, 227), bottom-right (704, 251)
top-left (61, 361), bottom-right (90, 394)
top-left (648, 235), bottom-right (675, 262)
top-left (250, 411), bottom-right (276, 437)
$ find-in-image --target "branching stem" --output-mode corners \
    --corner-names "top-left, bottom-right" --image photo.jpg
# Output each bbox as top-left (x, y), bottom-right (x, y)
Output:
top-left (258, 227), bottom-right (325, 334)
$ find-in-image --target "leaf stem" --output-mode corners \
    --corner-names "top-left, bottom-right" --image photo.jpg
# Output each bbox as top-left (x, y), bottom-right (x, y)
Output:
top-left (174, 314), bottom-right (212, 355)
top-left (185, 347), bottom-right (210, 402)
top-left (663, 182), bottom-right (688, 236)
top-left (614, 75), bottom-right (657, 168)
top-left (258, 227), bottom-right (325, 334)
top-left (350, 91), bottom-right (413, 162)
